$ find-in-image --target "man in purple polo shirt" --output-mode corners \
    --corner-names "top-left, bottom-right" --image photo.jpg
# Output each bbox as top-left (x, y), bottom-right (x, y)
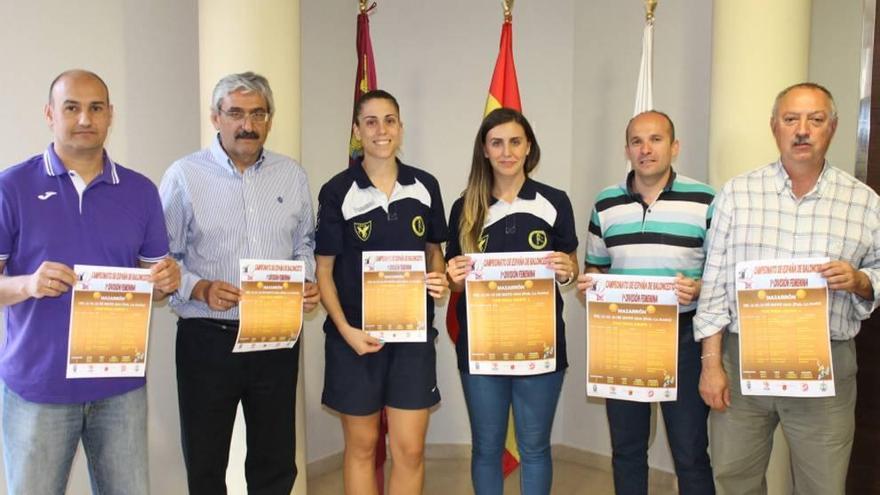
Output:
top-left (0, 70), bottom-right (179, 495)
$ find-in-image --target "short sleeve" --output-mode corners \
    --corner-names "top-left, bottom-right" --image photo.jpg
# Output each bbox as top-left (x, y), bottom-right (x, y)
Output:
top-left (315, 181), bottom-right (345, 256)
top-left (290, 168), bottom-right (317, 280)
top-left (551, 191), bottom-right (578, 254)
top-left (139, 183), bottom-right (170, 262)
top-left (426, 176), bottom-right (448, 244)
top-left (0, 181), bottom-right (17, 261)
top-left (445, 198), bottom-right (463, 261)
top-left (585, 206), bottom-right (610, 267)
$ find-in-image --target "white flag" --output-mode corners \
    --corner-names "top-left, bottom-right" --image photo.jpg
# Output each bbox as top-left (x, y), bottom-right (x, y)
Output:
top-left (627, 18), bottom-right (655, 171)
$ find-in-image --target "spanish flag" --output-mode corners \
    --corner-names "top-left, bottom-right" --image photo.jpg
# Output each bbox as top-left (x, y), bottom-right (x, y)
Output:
top-left (447, 14), bottom-right (523, 478)
top-left (484, 20), bottom-right (521, 116)
top-left (349, 2), bottom-right (377, 167)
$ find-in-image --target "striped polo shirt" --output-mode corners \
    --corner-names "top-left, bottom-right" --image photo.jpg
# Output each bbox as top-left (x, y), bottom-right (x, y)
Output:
top-left (585, 170), bottom-right (714, 312)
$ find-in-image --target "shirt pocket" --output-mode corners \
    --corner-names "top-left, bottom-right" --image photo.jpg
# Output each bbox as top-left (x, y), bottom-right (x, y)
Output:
top-left (816, 235), bottom-right (864, 263)
top-left (268, 200), bottom-right (302, 257)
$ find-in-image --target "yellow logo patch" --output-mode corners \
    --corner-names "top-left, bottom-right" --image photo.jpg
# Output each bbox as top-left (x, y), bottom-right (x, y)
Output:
top-left (354, 221), bottom-right (372, 241)
top-left (411, 215), bottom-right (426, 237)
top-left (478, 234), bottom-right (489, 252)
top-left (528, 230), bottom-right (548, 250)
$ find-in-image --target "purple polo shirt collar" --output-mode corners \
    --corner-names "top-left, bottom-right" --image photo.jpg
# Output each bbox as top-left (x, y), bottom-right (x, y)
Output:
top-left (43, 143), bottom-right (120, 185)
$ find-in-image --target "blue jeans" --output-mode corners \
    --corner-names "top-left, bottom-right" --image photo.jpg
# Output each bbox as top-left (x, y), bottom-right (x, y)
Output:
top-left (460, 370), bottom-right (564, 495)
top-left (2, 385), bottom-right (148, 495)
top-left (606, 313), bottom-right (714, 495)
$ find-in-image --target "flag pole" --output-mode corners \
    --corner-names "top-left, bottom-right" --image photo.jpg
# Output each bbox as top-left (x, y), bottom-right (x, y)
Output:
top-left (502, 0), bottom-right (514, 21)
top-left (350, 3), bottom-right (386, 491)
top-left (634, 0), bottom-right (657, 116)
top-left (349, 0), bottom-right (377, 166)
top-left (628, 0), bottom-right (658, 171)
top-left (645, 0), bottom-right (657, 24)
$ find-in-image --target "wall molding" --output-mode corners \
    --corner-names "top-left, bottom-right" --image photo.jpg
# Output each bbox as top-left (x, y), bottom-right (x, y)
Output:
top-left (307, 443), bottom-right (677, 489)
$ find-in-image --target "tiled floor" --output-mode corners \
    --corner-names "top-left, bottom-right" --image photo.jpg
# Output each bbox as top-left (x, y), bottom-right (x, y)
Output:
top-left (309, 457), bottom-right (678, 494)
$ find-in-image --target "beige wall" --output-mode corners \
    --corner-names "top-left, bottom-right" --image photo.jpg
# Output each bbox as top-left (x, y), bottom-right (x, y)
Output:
top-left (809, 0), bottom-right (863, 176)
top-left (301, 0), bottom-right (580, 462)
top-left (0, 0), bottom-right (871, 491)
top-left (0, 1), bottom-right (200, 494)
top-left (301, 0), bottom-right (714, 474)
top-left (300, 0), bottom-right (353, 463)
top-left (198, 0), bottom-right (301, 156)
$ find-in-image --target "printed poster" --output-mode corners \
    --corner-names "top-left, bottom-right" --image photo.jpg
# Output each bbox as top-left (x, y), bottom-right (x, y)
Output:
top-left (586, 274), bottom-right (679, 402)
top-left (466, 251), bottom-right (556, 375)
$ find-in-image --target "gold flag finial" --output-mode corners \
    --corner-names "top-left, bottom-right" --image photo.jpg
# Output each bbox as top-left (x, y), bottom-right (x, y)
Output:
top-left (645, 0), bottom-right (658, 23)
top-left (359, 0), bottom-right (368, 13)
top-left (502, 0), bottom-right (514, 22)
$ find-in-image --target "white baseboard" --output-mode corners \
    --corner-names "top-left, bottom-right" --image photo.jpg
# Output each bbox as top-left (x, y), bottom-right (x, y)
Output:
top-left (308, 442), bottom-right (678, 489)
top-left (307, 451), bottom-right (344, 478)
top-left (550, 444), bottom-right (677, 488)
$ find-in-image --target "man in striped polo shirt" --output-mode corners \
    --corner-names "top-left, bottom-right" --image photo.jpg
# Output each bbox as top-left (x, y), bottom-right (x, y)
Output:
top-left (579, 110), bottom-right (715, 495)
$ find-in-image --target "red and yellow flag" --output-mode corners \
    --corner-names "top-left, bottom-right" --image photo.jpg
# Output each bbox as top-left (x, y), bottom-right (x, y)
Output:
top-left (484, 20), bottom-right (521, 116)
top-left (349, 2), bottom-right (377, 167)
top-left (447, 13), bottom-right (523, 478)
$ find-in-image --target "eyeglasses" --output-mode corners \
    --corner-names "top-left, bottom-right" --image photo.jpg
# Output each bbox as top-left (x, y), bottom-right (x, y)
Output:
top-left (218, 108), bottom-right (271, 123)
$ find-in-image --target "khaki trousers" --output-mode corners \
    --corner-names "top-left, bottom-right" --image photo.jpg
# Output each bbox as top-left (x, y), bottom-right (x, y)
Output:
top-left (710, 332), bottom-right (856, 495)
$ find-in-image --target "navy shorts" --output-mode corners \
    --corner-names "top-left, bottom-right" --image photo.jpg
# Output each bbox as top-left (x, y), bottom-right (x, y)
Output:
top-left (322, 329), bottom-right (441, 416)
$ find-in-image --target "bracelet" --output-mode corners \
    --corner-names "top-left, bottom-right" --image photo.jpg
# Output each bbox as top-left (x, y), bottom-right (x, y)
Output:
top-left (700, 352), bottom-right (718, 360)
top-left (558, 272), bottom-right (574, 287)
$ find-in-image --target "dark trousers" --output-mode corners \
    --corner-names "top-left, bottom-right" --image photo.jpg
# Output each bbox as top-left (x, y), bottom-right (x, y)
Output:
top-left (176, 318), bottom-right (299, 495)
top-left (606, 312), bottom-right (714, 495)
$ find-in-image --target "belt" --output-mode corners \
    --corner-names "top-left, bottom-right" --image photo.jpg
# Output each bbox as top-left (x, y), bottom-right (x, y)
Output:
top-left (188, 317), bottom-right (239, 331)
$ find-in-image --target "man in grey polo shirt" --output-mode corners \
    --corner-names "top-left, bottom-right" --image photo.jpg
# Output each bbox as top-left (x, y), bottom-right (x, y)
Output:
top-left (160, 71), bottom-right (319, 495)
top-left (696, 82), bottom-right (880, 494)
